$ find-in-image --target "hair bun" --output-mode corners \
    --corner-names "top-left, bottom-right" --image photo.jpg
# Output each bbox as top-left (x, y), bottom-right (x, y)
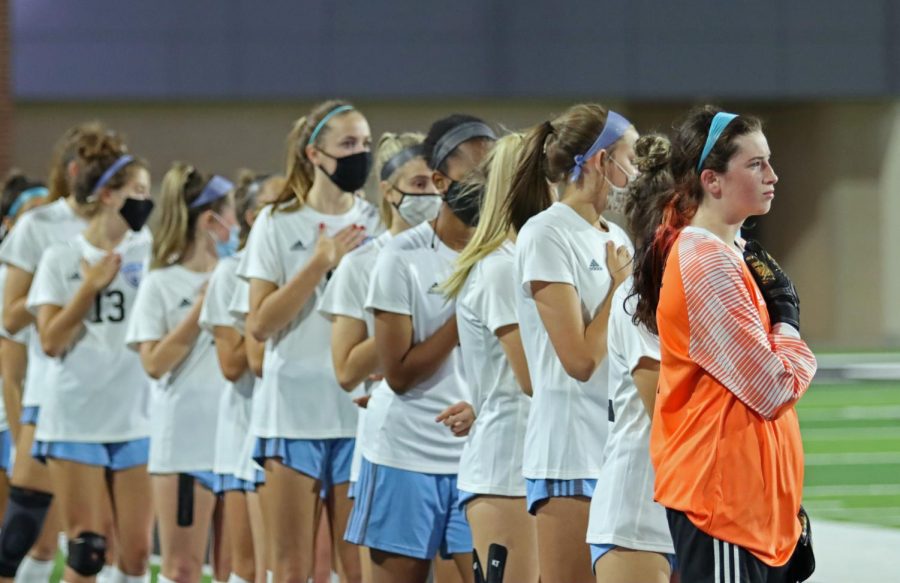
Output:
top-left (634, 134), bottom-right (671, 173)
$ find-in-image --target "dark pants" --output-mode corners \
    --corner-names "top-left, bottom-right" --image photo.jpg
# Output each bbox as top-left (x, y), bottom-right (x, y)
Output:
top-left (666, 509), bottom-right (791, 583)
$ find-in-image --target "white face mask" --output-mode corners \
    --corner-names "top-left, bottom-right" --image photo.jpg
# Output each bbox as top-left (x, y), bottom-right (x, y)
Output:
top-left (605, 157), bottom-right (637, 214)
top-left (393, 191), bottom-right (442, 226)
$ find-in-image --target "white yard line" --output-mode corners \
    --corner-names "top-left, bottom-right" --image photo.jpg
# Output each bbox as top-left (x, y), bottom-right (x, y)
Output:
top-left (799, 405), bottom-right (900, 421)
top-left (801, 426), bottom-right (900, 440)
top-left (804, 484), bottom-right (900, 497)
top-left (805, 452), bottom-right (900, 465)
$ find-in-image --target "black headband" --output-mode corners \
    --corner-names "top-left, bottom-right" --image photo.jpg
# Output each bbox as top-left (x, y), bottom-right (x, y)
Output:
top-left (380, 145), bottom-right (426, 181)
top-left (430, 121), bottom-right (496, 171)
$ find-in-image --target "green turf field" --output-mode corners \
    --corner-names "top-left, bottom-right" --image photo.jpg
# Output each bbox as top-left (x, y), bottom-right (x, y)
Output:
top-left (799, 381), bottom-right (900, 529)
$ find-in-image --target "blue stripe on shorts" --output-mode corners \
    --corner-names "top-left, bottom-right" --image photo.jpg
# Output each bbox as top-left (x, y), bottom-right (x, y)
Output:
top-left (32, 438), bottom-right (150, 470)
top-left (525, 478), bottom-right (596, 515)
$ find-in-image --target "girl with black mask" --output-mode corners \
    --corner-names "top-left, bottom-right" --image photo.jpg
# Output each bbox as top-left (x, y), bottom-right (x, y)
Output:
top-left (239, 100), bottom-right (381, 583)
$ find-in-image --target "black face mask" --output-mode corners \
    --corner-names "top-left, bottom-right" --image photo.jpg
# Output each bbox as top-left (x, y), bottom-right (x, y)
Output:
top-left (317, 150), bottom-right (372, 193)
top-left (119, 198), bottom-right (154, 231)
top-left (444, 181), bottom-right (483, 227)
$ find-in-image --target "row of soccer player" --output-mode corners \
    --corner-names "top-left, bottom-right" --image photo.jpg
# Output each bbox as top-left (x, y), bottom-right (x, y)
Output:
top-left (0, 100), bottom-right (816, 583)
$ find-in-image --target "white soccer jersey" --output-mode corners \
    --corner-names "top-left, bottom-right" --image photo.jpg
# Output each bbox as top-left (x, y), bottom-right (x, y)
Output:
top-left (587, 280), bottom-right (673, 553)
top-left (225, 275), bottom-right (264, 483)
top-left (0, 264), bottom-right (26, 433)
top-left (236, 198), bottom-right (382, 440)
top-left (0, 199), bottom-right (88, 410)
top-left (125, 264), bottom-right (222, 473)
top-left (516, 202), bottom-right (633, 480)
top-left (317, 231), bottom-right (392, 483)
top-left (363, 221), bottom-right (470, 474)
top-left (27, 232), bottom-right (152, 442)
top-left (456, 242), bottom-right (530, 496)
top-left (199, 252), bottom-right (255, 477)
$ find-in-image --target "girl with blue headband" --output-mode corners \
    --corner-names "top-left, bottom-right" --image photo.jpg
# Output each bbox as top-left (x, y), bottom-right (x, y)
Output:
top-left (504, 103), bottom-right (637, 583)
top-left (632, 106), bottom-right (816, 583)
top-left (0, 122), bottom-right (122, 583)
top-left (126, 163), bottom-right (238, 583)
top-left (239, 100), bottom-right (380, 583)
top-left (28, 136), bottom-right (153, 583)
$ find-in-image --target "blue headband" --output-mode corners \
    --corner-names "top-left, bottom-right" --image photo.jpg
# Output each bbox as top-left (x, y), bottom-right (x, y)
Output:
top-left (190, 175), bottom-right (234, 209)
top-left (697, 112), bottom-right (738, 172)
top-left (7, 186), bottom-right (48, 218)
top-left (92, 154), bottom-right (135, 195)
top-left (307, 105), bottom-right (354, 146)
top-left (570, 111), bottom-right (632, 182)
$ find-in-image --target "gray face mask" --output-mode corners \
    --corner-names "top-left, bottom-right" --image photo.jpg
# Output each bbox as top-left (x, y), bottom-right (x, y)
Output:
top-left (605, 158), bottom-right (636, 214)
top-left (392, 190), bottom-right (442, 226)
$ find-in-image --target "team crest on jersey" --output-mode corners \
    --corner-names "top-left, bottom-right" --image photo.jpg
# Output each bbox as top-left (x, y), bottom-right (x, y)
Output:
top-left (120, 262), bottom-right (143, 288)
top-left (589, 259), bottom-right (602, 271)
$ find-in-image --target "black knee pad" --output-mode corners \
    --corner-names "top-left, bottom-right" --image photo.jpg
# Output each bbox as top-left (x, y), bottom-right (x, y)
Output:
top-left (0, 486), bottom-right (53, 577)
top-left (67, 532), bottom-right (107, 577)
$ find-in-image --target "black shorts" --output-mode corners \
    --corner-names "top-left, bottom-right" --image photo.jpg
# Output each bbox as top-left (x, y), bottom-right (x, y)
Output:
top-left (666, 509), bottom-right (791, 583)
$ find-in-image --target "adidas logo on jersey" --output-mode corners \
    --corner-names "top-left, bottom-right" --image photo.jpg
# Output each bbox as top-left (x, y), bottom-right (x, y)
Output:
top-left (68, 271), bottom-right (82, 281)
top-left (179, 298), bottom-right (192, 308)
top-left (428, 282), bottom-right (442, 295)
top-left (291, 239), bottom-right (307, 251)
top-left (589, 259), bottom-right (602, 271)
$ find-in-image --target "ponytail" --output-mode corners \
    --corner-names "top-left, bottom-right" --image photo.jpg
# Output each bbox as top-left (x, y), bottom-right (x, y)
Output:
top-left (504, 122), bottom-right (555, 233)
top-left (47, 121), bottom-right (125, 203)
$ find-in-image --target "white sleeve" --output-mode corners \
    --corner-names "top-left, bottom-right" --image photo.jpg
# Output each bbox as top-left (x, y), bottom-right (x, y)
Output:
top-left (517, 225), bottom-right (575, 294)
top-left (125, 274), bottom-right (167, 351)
top-left (237, 208), bottom-right (283, 285)
top-left (227, 278), bottom-right (250, 323)
top-left (0, 217), bottom-right (41, 273)
top-left (25, 248), bottom-right (69, 314)
top-left (318, 253), bottom-right (368, 322)
top-left (474, 258), bottom-right (518, 334)
top-left (200, 263), bottom-right (237, 333)
top-left (365, 249), bottom-right (412, 316)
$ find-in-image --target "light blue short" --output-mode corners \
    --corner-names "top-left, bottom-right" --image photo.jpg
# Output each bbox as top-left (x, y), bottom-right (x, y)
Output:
top-left (20, 406), bottom-right (39, 426)
top-left (188, 471), bottom-right (218, 493)
top-left (590, 543), bottom-right (677, 574)
top-left (0, 430), bottom-right (11, 472)
top-left (345, 458), bottom-right (473, 560)
top-left (525, 478), bottom-right (596, 515)
top-left (214, 473), bottom-right (257, 494)
top-left (32, 437), bottom-right (149, 470)
top-left (254, 437), bottom-right (354, 493)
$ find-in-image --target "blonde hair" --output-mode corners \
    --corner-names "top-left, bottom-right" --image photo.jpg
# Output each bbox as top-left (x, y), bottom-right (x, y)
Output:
top-left (374, 131), bottom-right (425, 229)
top-left (442, 133), bottom-right (524, 299)
top-left (151, 162), bottom-right (229, 269)
top-left (272, 99), bottom-right (355, 213)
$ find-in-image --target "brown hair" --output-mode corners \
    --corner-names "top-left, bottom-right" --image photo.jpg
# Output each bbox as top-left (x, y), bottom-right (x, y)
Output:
top-left (151, 163), bottom-right (230, 269)
top-left (71, 134), bottom-right (146, 216)
top-left (47, 122), bottom-right (125, 203)
top-left (374, 132), bottom-right (426, 229)
top-left (272, 99), bottom-right (355, 213)
top-left (631, 105), bottom-right (762, 333)
top-left (504, 103), bottom-right (611, 232)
